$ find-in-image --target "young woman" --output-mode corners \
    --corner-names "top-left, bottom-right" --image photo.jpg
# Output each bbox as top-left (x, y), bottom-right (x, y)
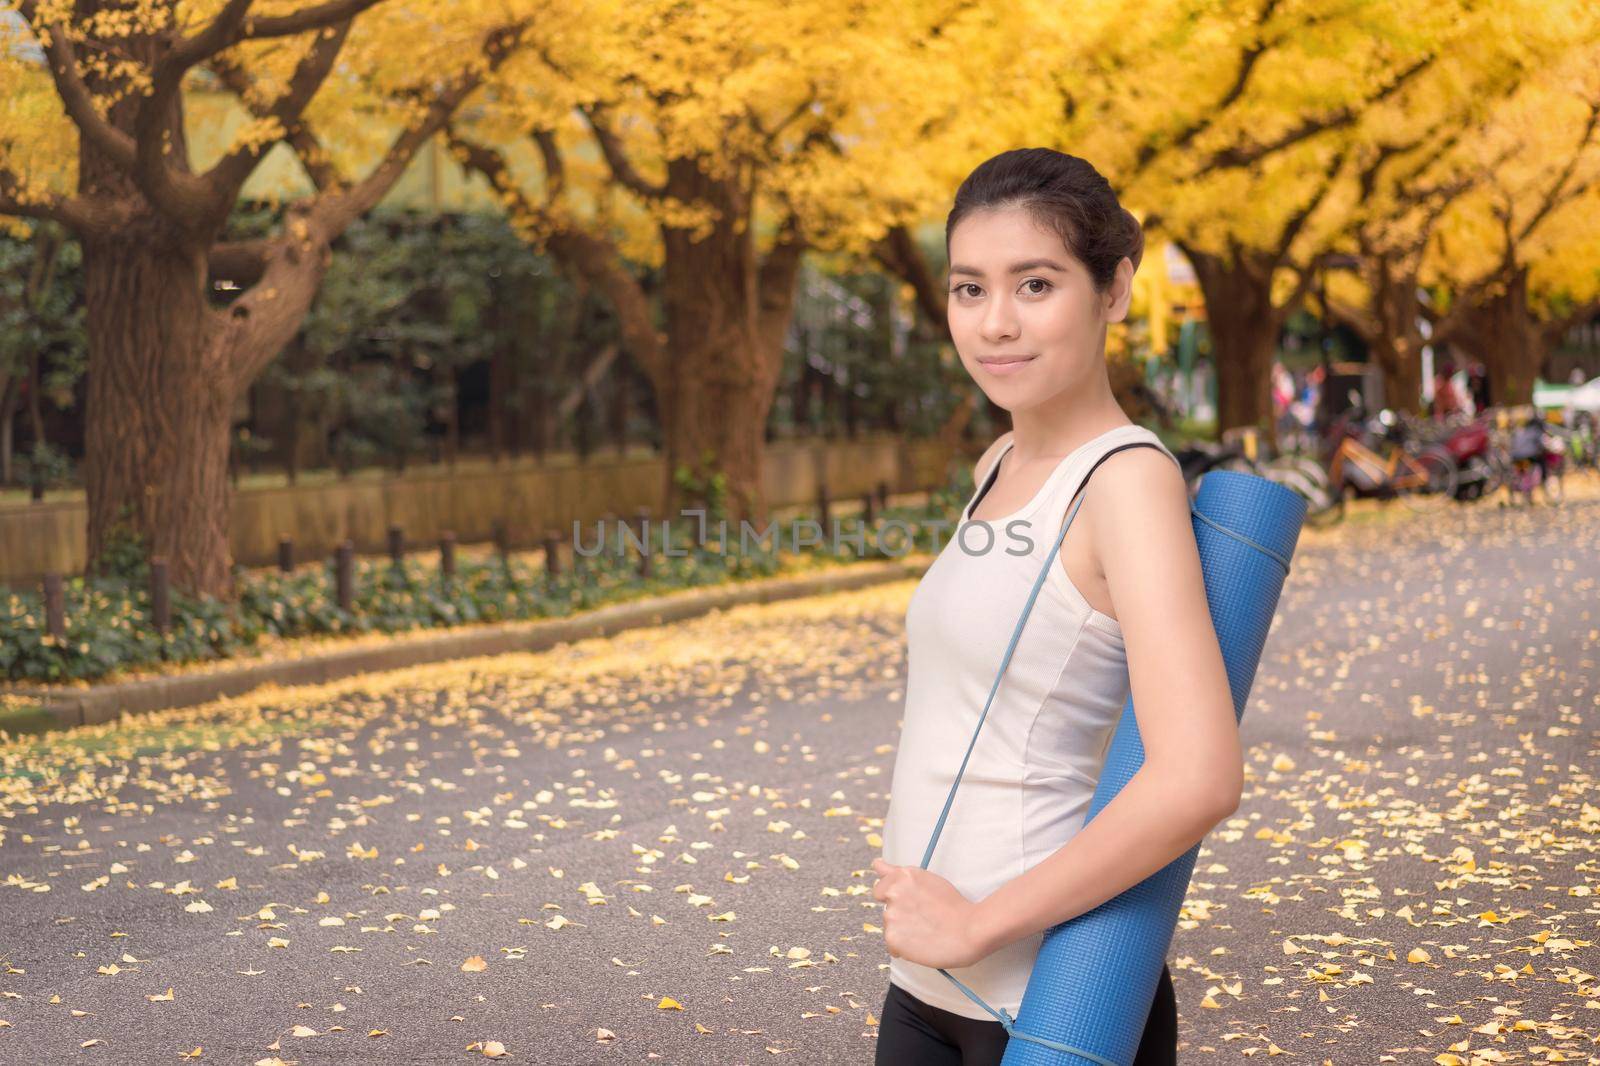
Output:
top-left (870, 148), bottom-right (1242, 1065)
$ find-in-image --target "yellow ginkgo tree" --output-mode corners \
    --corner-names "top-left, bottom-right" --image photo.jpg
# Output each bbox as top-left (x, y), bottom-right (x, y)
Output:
top-left (1422, 47), bottom-right (1600, 407)
top-left (1113, 0), bottom-right (1582, 432)
top-left (0, 0), bottom-right (526, 597)
top-left (428, 0), bottom-right (1071, 522)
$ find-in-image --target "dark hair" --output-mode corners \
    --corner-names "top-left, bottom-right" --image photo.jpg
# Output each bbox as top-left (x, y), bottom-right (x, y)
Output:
top-left (945, 148), bottom-right (1144, 294)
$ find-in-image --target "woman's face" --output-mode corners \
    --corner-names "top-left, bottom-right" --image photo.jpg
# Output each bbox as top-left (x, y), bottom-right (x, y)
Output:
top-left (946, 205), bottom-right (1132, 412)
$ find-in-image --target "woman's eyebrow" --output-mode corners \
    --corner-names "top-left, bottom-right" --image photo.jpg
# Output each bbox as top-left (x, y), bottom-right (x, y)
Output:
top-left (948, 258), bottom-right (1068, 278)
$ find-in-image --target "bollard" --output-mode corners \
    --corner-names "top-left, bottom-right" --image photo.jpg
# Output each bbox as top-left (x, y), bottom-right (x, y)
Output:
top-left (335, 541), bottom-right (354, 612)
top-left (543, 529), bottom-right (562, 577)
top-left (440, 531), bottom-right (456, 579)
top-left (635, 507), bottom-right (653, 578)
top-left (43, 573), bottom-right (65, 641)
top-left (861, 490), bottom-right (876, 527)
top-left (816, 482), bottom-right (831, 531)
top-left (149, 557), bottom-right (170, 635)
top-left (278, 536), bottom-right (294, 573)
top-left (492, 519), bottom-right (509, 563)
top-left (387, 525), bottom-right (405, 565)
top-left (877, 480), bottom-right (890, 510)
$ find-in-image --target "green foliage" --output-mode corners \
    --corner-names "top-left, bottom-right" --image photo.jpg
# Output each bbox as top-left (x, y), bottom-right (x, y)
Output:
top-left (92, 506), bottom-right (150, 583)
top-left (672, 451), bottom-right (730, 524)
top-left (18, 440), bottom-right (72, 491)
top-left (780, 259), bottom-right (965, 438)
top-left (0, 226), bottom-right (85, 393)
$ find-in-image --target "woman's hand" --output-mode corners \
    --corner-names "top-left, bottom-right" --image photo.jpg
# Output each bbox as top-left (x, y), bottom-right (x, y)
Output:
top-left (871, 857), bottom-right (992, 970)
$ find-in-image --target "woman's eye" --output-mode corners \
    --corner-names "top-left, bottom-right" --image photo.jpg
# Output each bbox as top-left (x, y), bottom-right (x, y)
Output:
top-left (951, 283), bottom-right (980, 298)
top-left (1021, 278), bottom-right (1051, 295)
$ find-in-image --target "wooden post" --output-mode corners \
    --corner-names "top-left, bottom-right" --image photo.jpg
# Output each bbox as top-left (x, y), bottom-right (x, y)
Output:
top-left (440, 531), bottom-right (456, 579)
top-left (635, 507), bottom-right (652, 578)
top-left (877, 479), bottom-right (890, 510)
top-left (816, 480), bottom-right (831, 531)
top-left (149, 557), bottom-right (170, 635)
top-left (861, 491), bottom-right (875, 526)
top-left (492, 519), bottom-right (509, 564)
top-left (42, 573), bottom-right (65, 641)
top-left (278, 536), bottom-right (294, 573)
top-left (387, 525), bottom-right (405, 565)
top-left (543, 529), bottom-right (562, 577)
top-left (335, 541), bottom-right (354, 612)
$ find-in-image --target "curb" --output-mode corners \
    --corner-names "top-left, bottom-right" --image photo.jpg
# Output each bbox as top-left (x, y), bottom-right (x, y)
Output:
top-left (6, 557), bottom-right (931, 730)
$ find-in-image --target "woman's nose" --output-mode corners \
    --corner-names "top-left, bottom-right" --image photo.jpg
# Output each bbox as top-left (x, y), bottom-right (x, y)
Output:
top-left (979, 294), bottom-right (1019, 343)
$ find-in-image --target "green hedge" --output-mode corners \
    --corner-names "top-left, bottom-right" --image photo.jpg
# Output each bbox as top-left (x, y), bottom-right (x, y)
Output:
top-left (1, 487), bottom-right (968, 685)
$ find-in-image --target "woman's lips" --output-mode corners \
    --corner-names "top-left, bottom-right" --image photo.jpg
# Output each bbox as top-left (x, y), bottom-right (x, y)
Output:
top-left (977, 355), bottom-right (1036, 376)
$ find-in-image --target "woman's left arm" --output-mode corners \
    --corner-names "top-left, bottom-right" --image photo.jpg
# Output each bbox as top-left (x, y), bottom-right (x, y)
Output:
top-left (967, 446), bottom-right (1241, 957)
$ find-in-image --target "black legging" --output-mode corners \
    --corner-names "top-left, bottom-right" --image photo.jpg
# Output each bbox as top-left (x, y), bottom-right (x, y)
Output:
top-left (874, 963), bottom-right (1177, 1066)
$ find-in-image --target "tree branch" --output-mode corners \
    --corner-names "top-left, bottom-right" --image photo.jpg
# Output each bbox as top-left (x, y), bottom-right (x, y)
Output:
top-left (206, 51), bottom-right (344, 191)
top-left (19, 1), bottom-right (139, 173)
top-left (1516, 99), bottom-right (1600, 245)
top-left (530, 129), bottom-right (565, 202)
top-left (756, 213), bottom-right (807, 360)
top-left (239, 0), bottom-right (388, 40)
top-left (1132, 0), bottom-right (1283, 176)
top-left (1202, 53), bottom-right (1436, 172)
top-left (0, 166), bottom-right (128, 233)
top-left (305, 21), bottom-right (526, 236)
top-left (446, 126), bottom-right (667, 385)
top-left (200, 20), bottom-right (354, 202)
top-left (1273, 145), bottom-right (1351, 262)
top-left (580, 103), bottom-right (668, 200)
top-left (207, 237), bottom-right (276, 287)
top-left (1325, 292), bottom-right (1380, 343)
top-left (871, 224), bottom-right (948, 335)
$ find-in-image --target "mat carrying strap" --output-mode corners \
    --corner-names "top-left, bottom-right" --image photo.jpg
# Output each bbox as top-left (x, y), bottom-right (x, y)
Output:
top-left (914, 440), bottom-right (1287, 1062)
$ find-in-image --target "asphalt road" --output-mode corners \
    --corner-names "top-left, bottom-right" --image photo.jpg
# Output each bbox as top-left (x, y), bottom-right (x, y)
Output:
top-left (1, 486), bottom-right (1597, 1065)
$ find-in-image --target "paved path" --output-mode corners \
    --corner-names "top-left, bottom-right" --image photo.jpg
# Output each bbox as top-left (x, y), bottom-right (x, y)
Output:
top-left (2, 488), bottom-right (1597, 1065)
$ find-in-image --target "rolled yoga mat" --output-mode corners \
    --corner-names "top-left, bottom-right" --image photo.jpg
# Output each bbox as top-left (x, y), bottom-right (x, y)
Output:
top-left (1000, 469), bottom-right (1306, 1066)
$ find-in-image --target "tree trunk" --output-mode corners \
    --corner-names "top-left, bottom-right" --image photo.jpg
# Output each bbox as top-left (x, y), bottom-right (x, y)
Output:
top-left (1446, 265), bottom-right (1544, 407)
top-left (1186, 249), bottom-right (1282, 436)
top-left (1367, 266), bottom-right (1425, 415)
top-left (81, 233), bottom-right (237, 594)
top-left (647, 161), bottom-right (800, 524)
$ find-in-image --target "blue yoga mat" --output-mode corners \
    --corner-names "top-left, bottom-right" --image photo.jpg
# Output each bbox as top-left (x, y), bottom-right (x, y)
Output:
top-left (1001, 469), bottom-right (1306, 1066)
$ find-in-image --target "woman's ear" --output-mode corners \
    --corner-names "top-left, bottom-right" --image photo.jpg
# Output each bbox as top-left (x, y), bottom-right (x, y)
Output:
top-left (1104, 257), bottom-right (1135, 323)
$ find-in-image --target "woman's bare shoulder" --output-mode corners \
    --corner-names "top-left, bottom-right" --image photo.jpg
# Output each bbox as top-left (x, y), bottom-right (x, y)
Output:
top-left (1088, 444), bottom-right (1193, 554)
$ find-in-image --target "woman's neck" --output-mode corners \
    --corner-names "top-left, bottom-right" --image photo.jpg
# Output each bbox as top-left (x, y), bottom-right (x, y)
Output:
top-left (1006, 376), bottom-right (1131, 464)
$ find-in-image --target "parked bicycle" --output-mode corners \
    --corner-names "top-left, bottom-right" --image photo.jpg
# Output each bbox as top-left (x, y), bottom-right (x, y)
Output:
top-left (1305, 397), bottom-right (1458, 526)
top-left (1437, 411), bottom-right (1510, 502)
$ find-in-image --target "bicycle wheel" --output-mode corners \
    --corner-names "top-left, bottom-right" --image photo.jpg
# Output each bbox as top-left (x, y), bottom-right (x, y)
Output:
top-left (1273, 455), bottom-right (1330, 493)
top-left (1398, 448), bottom-right (1458, 514)
top-left (1304, 480), bottom-right (1347, 527)
top-left (1456, 454), bottom-right (1493, 502)
top-left (1485, 450), bottom-right (1513, 496)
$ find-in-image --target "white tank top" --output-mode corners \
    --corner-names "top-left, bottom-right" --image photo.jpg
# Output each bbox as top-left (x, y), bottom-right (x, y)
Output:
top-left (879, 423), bottom-right (1177, 1020)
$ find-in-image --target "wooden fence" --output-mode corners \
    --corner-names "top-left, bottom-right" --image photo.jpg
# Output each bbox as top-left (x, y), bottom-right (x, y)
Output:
top-left (0, 434), bottom-right (955, 585)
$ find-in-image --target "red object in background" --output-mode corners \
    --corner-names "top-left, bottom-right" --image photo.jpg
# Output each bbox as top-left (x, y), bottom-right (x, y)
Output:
top-left (1442, 414), bottom-right (1489, 465)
